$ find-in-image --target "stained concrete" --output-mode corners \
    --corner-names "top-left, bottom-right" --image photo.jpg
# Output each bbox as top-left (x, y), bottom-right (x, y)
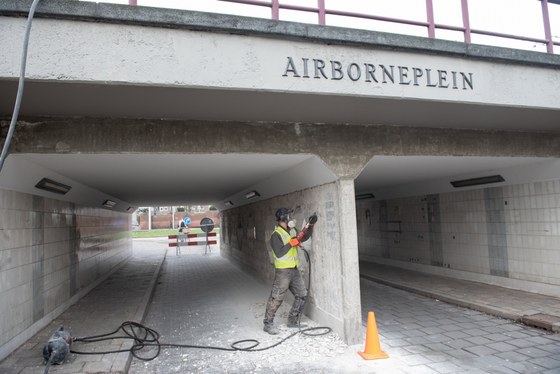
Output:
top-left (8, 119), bottom-right (560, 179)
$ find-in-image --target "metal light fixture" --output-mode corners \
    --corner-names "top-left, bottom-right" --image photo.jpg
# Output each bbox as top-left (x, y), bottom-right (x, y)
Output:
top-left (450, 175), bottom-right (505, 188)
top-left (225, 201), bottom-right (234, 207)
top-left (356, 193), bottom-right (375, 200)
top-left (244, 190), bottom-right (260, 199)
top-left (35, 178), bottom-right (71, 195)
top-left (103, 200), bottom-right (117, 208)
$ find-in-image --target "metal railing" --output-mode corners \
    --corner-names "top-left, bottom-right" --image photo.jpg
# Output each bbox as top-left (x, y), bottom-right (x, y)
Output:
top-left (126, 0), bottom-right (560, 54)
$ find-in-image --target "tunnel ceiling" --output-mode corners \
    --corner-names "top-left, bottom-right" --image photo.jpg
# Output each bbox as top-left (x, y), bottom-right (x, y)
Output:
top-left (355, 156), bottom-right (560, 200)
top-left (3, 152), bottom-right (558, 214)
top-left (1, 153), bottom-right (338, 212)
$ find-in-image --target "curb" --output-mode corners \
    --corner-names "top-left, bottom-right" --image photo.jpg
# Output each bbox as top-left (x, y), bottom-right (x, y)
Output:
top-left (118, 250), bottom-right (168, 374)
top-left (360, 274), bottom-right (525, 325)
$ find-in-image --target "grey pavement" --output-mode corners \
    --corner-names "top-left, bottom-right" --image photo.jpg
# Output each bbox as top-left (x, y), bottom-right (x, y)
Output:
top-left (360, 278), bottom-right (560, 374)
top-left (1, 238), bottom-right (560, 373)
top-left (359, 262), bottom-right (560, 332)
top-left (0, 239), bottom-right (166, 374)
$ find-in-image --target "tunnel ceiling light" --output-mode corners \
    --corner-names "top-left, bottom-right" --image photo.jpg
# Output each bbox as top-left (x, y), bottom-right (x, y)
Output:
top-left (356, 193), bottom-right (375, 200)
top-left (244, 190), bottom-right (260, 199)
top-left (450, 175), bottom-right (505, 188)
top-left (35, 178), bottom-right (71, 195)
top-left (103, 200), bottom-right (117, 208)
top-left (225, 201), bottom-right (234, 207)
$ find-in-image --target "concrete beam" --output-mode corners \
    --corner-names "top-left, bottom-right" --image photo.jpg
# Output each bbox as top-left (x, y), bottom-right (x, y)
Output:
top-left (7, 118), bottom-right (560, 178)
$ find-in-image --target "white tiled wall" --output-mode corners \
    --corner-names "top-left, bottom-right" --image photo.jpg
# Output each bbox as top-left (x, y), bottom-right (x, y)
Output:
top-left (358, 179), bottom-right (560, 288)
top-left (0, 188), bottom-right (132, 357)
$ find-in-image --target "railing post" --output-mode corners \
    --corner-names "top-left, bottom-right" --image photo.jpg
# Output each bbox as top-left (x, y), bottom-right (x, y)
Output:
top-left (425, 0), bottom-right (435, 38)
top-left (461, 0), bottom-right (472, 43)
top-left (318, 0), bottom-right (326, 25)
top-left (540, 0), bottom-right (554, 53)
top-left (271, 0), bottom-right (279, 20)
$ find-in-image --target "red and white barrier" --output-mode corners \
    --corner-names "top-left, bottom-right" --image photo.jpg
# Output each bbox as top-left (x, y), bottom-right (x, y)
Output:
top-left (168, 232), bottom-right (218, 248)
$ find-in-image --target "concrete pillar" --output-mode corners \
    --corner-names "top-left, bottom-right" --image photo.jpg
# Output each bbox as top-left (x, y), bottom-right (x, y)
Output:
top-left (336, 178), bottom-right (362, 344)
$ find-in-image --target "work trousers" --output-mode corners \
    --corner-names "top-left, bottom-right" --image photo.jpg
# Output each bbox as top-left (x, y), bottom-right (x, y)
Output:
top-left (264, 267), bottom-right (307, 323)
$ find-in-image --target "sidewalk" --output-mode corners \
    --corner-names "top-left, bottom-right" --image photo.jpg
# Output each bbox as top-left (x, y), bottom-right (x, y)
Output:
top-left (127, 242), bottom-right (376, 374)
top-left (359, 261), bottom-right (560, 332)
top-left (0, 240), bottom-right (166, 374)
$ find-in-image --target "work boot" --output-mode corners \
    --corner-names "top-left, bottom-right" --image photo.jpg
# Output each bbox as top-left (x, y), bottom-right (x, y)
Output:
top-left (263, 321), bottom-right (279, 335)
top-left (287, 316), bottom-right (307, 328)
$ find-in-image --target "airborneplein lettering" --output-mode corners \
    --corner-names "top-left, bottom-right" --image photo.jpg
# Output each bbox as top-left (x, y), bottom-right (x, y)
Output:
top-left (282, 57), bottom-right (474, 90)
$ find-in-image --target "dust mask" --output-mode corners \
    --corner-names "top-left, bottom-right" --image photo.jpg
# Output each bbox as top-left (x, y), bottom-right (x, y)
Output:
top-left (288, 220), bottom-right (296, 228)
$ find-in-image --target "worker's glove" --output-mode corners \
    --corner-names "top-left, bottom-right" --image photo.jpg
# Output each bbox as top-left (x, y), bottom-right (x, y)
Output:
top-left (308, 213), bottom-right (318, 225)
top-left (289, 238), bottom-right (300, 246)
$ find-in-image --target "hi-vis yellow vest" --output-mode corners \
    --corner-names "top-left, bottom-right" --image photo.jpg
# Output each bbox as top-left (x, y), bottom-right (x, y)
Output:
top-left (273, 226), bottom-right (299, 269)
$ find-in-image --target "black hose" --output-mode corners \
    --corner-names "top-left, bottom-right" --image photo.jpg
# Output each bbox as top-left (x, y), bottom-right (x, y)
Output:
top-left (71, 321), bottom-right (331, 361)
top-left (301, 247), bottom-right (311, 294)
top-left (296, 246), bottom-right (312, 330)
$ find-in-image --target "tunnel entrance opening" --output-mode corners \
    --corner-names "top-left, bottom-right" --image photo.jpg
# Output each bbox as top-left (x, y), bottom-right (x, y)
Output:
top-left (355, 155), bottom-right (560, 300)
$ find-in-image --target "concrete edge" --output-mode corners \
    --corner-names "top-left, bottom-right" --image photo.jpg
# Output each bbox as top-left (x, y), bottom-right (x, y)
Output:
top-left (360, 274), bottom-right (522, 323)
top-left (116, 249), bottom-right (168, 374)
top-left (137, 249), bottom-right (168, 322)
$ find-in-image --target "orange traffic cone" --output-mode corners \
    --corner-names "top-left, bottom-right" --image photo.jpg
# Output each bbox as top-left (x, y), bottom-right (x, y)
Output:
top-left (358, 311), bottom-right (389, 360)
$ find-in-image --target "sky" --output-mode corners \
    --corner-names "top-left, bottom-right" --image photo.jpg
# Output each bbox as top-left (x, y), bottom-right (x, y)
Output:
top-left (79, 0), bottom-right (560, 53)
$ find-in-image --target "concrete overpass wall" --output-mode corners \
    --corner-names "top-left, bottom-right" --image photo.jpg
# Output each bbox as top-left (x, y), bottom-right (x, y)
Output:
top-left (1, 3), bottom-right (560, 132)
top-left (0, 0), bottom-right (559, 351)
top-left (0, 188), bottom-right (131, 361)
top-left (357, 179), bottom-right (560, 297)
top-left (221, 180), bottom-right (362, 344)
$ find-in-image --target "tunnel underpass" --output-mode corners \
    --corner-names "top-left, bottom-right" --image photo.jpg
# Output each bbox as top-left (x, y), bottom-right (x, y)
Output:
top-left (355, 155), bottom-right (560, 298)
top-left (1, 0), bottom-right (560, 365)
top-left (2, 120), bottom-right (560, 361)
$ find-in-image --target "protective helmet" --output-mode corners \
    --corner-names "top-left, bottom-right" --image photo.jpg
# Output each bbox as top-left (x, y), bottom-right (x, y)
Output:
top-left (275, 208), bottom-right (292, 222)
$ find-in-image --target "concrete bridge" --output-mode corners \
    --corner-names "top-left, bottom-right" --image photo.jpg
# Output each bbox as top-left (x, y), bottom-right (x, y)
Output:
top-left (1, 0), bottom-right (559, 360)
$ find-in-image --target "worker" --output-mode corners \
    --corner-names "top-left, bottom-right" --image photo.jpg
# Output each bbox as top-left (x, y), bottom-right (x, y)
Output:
top-left (263, 208), bottom-right (317, 335)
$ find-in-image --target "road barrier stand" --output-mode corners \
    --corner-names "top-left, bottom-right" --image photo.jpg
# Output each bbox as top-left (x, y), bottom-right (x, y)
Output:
top-left (168, 231), bottom-right (218, 255)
